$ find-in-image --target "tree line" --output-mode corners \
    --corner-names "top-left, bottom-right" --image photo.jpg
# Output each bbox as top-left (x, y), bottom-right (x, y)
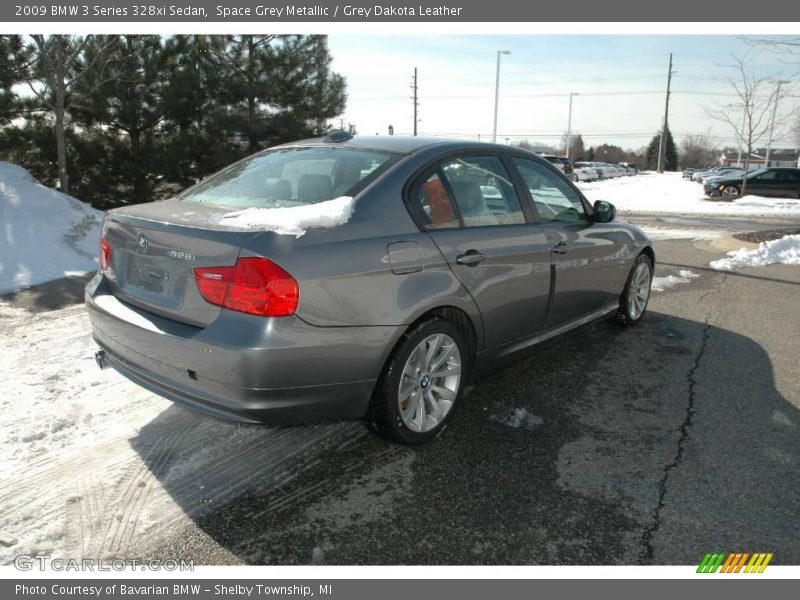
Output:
top-left (0, 34), bottom-right (347, 209)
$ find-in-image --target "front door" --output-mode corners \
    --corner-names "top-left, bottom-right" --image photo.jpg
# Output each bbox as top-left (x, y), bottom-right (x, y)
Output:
top-left (508, 156), bottom-right (626, 328)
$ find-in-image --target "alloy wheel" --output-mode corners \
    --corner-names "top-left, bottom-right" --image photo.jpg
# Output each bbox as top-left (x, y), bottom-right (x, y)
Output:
top-left (397, 333), bottom-right (461, 433)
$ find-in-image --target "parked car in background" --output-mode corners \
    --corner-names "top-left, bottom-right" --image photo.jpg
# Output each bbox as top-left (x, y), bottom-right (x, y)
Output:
top-left (692, 166), bottom-right (728, 182)
top-left (572, 163), bottom-right (599, 182)
top-left (540, 154), bottom-right (574, 178)
top-left (682, 167), bottom-right (701, 179)
top-left (704, 167), bottom-right (800, 199)
top-left (620, 162), bottom-right (638, 175)
top-left (574, 161), bottom-right (602, 180)
top-left (86, 134), bottom-right (654, 444)
top-left (700, 167), bottom-right (744, 185)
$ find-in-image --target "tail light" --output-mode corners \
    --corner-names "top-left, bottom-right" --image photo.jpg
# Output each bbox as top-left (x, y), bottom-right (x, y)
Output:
top-left (99, 237), bottom-right (112, 271)
top-left (194, 257), bottom-right (299, 317)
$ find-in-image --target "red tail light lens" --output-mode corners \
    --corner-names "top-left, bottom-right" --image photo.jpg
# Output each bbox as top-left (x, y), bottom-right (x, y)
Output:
top-left (99, 237), bottom-right (112, 271)
top-left (193, 257), bottom-right (298, 317)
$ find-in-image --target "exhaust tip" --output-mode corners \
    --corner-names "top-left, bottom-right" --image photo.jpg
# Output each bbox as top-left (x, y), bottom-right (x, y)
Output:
top-left (95, 350), bottom-right (109, 370)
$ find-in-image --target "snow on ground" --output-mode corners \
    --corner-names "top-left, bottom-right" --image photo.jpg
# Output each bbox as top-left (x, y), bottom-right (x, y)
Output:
top-left (638, 226), bottom-right (721, 241)
top-left (710, 234), bottom-right (800, 271)
top-left (651, 269), bottom-right (701, 292)
top-left (219, 195), bottom-right (355, 237)
top-left (0, 162), bottom-right (103, 294)
top-left (577, 172), bottom-right (800, 218)
top-left (0, 301), bottom-right (363, 563)
top-left (490, 407), bottom-right (543, 431)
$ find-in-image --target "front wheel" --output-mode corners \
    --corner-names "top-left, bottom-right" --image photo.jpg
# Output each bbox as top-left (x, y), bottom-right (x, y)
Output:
top-left (368, 318), bottom-right (468, 445)
top-left (617, 254), bottom-right (653, 326)
top-left (721, 185), bottom-right (740, 198)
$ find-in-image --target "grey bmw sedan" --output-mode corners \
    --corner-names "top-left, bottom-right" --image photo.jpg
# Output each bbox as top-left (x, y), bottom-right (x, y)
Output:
top-left (86, 133), bottom-right (654, 444)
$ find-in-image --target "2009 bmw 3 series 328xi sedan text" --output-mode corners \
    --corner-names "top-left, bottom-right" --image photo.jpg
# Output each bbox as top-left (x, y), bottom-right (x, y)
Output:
top-left (86, 133), bottom-right (655, 444)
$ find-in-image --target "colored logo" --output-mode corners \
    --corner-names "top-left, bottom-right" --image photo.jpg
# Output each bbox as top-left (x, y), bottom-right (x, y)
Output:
top-left (697, 552), bottom-right (773, 573)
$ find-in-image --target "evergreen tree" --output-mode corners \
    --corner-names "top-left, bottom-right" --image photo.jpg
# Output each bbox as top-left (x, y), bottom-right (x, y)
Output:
top-left (645, 126), bottom-right (678, 171)
top-left (0, 35), bottom-right (28, 125)
top-left (208, 35), bottom-right (346, 152)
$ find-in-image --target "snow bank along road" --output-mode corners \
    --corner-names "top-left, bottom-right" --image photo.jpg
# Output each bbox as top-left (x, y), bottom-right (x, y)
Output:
top-left (1, 234), bottom-right (799, 565)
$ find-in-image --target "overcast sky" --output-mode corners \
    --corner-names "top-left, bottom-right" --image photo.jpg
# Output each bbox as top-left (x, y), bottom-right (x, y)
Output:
top-left (327, 35), bottom-right (800, 152)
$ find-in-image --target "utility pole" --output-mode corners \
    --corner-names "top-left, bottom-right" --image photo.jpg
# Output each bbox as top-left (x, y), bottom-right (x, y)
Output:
top-left (492, 50), bottom-right (511, 143)
top-left (765, 79), bottom-right (789, 167)
top-left (410, 67), bottom-right (418, 136)
top-left (657, 53), bottom-right (674, 173)
top-left (566, 92), bottom-right (579, 159)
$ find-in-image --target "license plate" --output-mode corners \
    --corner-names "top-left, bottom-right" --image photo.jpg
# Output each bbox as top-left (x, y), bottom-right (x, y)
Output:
top-left (136, 264), bottom-right (167, 293)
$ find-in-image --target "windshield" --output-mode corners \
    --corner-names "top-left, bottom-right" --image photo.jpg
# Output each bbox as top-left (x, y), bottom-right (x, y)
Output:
top-left (181, 146), bottom-right (398, 209)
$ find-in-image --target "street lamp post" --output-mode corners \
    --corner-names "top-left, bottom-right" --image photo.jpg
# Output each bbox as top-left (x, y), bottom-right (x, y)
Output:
top-left (492, 50), bottom-right (511, 143)
top-left (566, 92), bottom-right (579, 159)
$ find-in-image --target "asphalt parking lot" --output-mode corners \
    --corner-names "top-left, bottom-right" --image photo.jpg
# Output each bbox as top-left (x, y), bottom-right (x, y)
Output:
top-left (3, 215), bottom-right (799, 566)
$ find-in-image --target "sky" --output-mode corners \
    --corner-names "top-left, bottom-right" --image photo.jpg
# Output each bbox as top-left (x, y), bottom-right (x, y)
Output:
top-left (326, 35), bottom-right (800, 152)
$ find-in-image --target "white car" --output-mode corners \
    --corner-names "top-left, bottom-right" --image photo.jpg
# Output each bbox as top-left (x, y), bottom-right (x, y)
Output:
top-left (572, 164), bottom-right (599, 182)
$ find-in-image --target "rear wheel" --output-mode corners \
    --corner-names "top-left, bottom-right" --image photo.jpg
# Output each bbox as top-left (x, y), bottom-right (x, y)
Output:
top-left (721, 185), bottom-right (740, 198)
top-left (368, 318), bottom-right (468, 445)
top-left (617, 254), bottom-right (653, 326)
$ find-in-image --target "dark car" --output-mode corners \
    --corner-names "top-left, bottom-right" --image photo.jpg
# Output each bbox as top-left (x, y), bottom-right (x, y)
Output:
top-left (704, 167), bottom-right (800, 199)
top-left (86, 133), bottom-right (654, 444)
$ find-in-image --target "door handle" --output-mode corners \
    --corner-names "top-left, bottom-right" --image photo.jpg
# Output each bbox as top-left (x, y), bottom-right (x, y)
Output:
top-left (553, 241), bottom-right (569, 254)
top-left (456, 250), bottom-right (488, 266)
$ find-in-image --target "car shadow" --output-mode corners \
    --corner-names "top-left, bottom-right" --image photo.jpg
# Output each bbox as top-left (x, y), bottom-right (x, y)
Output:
top-left (128, 311), bottom-right (800, 565)
top-left (0, 273), bottom-right (93, 312)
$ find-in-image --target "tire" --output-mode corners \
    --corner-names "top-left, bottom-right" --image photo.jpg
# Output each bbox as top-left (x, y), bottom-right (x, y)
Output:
top-left (617, 254), bottom-right (653, 327)
top-left (721, 185), bottom-right (740, 198)
top-left (367, 317), bottom-right (469, 445)
top-left (572, 173), bottom-right (579, 182)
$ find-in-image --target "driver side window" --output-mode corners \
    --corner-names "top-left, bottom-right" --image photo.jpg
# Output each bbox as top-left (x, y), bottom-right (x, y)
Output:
top-left (512, 157), bottom-right (587, 223)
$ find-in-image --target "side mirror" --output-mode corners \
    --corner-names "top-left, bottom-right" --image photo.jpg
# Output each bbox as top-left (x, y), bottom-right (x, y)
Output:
top-left (592, 200), bottom-right (616, 223)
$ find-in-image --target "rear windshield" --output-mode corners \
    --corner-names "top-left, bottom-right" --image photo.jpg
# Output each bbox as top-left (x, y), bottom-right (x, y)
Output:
top-left (181, 146), bottom-right (398, 209)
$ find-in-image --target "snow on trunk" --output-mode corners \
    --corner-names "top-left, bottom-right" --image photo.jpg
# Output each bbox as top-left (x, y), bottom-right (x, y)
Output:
top-left (219, 195), bottom-right (356, 237)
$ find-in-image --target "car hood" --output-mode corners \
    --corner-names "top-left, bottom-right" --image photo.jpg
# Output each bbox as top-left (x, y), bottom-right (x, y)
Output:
top-left (705, 175), bottom-right (743, 186)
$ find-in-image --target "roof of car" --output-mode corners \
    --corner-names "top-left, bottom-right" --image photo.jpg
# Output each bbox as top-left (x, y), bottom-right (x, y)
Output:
top-left (273, 134), bottom-right (520, 155)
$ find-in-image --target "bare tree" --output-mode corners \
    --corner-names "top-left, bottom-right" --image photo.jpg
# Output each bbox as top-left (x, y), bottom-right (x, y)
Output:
top-left (27, 35), bottom-right (113, 194)
top-left (680, 131), bottom-right (718, 168)
top-left (704, 54), bottom-right (793, 196)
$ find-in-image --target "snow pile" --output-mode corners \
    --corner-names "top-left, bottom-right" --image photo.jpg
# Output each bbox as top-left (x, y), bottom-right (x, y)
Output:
top-left (0, 162), bottom-right (102, 294)
top-left (219, 195), bottom-right (356, 237)
top-left (577, 172), bottom-right (800, 217)
top-left (490, 407), bottom-right (543, 431)
top-left (710, 234), bottom-right (800, 271)
top-left (651, 269), bottom-right (700, 292)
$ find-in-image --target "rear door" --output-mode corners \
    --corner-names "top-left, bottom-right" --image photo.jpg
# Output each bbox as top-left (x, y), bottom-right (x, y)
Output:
top-left (409, 153), bottom-right (552, 349)
top-left (508, 156), bottom-right (626, 328)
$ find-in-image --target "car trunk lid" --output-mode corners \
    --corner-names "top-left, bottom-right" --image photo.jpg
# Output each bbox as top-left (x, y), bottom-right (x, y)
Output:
top-left (102, 199), bottom-right (261, 327)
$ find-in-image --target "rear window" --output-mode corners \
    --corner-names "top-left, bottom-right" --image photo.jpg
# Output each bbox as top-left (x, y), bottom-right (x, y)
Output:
top-left (181, 147), bottom-right (398, 209)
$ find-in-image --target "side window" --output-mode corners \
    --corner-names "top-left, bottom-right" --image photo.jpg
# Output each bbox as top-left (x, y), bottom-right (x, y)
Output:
top-left (439, 155), bottom-right (526, 227)
top-left (512, 157), bottom-right (588, 223)
top-left (413, 172), bottom-right (460, 230)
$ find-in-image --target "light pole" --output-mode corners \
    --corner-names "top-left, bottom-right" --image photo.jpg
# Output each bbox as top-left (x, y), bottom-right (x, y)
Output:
top-left (765, 80), bottom-right (790, 167)
top-left (565, 92), bottom-right (579, 159)
top-left (492, 50), bottom-right (511, 143)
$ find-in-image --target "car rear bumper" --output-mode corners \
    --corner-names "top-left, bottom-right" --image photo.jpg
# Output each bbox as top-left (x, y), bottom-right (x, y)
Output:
top-left (85, 274), bottom-right (401, 424)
